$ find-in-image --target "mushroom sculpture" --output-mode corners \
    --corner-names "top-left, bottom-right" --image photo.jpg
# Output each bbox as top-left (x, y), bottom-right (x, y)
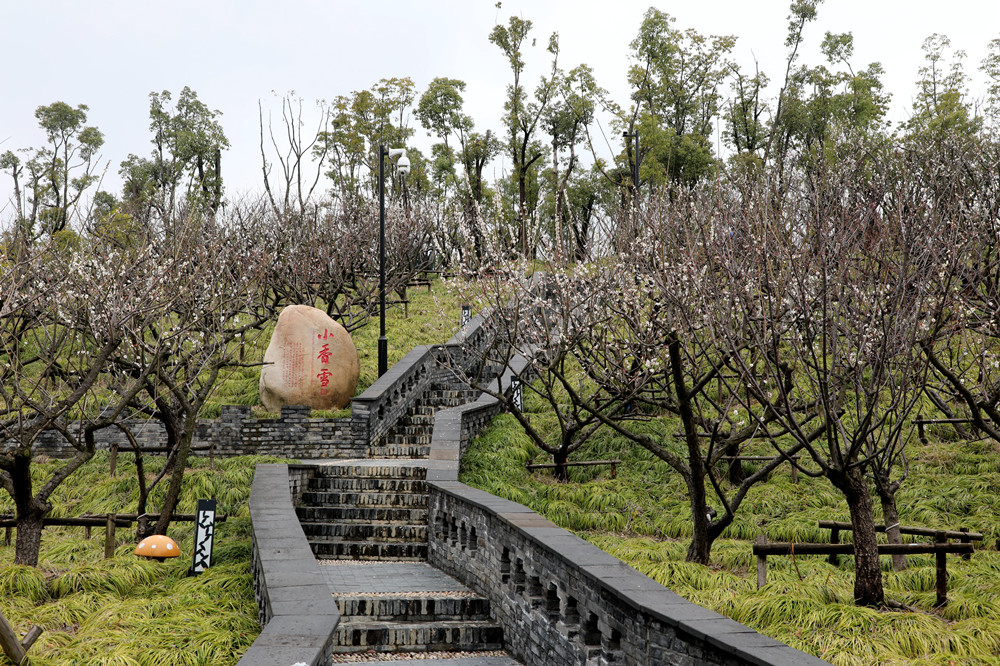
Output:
top-left (134, 535), bottom-right (181, 562)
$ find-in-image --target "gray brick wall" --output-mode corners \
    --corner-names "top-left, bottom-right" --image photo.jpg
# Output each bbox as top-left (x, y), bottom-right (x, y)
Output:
top-left (8, 406), bottom-right (365, 461)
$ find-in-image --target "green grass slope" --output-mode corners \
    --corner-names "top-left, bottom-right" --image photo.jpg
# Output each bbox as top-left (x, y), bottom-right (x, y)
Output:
top-left (461, 412), bottom-right (1000, 665)
top-left (0, 453), bottom-right (294, 666)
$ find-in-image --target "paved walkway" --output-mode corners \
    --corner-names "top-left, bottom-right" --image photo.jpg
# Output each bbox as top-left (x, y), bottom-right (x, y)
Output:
top-left (318, 561), bottom-right (471, 595)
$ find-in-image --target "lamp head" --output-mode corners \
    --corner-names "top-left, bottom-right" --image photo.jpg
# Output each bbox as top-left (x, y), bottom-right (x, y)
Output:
top-left (396, 153), bottom-right (411, 176)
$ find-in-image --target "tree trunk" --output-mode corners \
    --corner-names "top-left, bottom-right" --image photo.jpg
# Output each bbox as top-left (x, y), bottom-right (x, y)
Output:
top-left (153, 414), bottom-right (196, 535)
top-left (685, 468), bottom-right (712, 565)
top-left (726, 442), bottom-right (745, 484)
top-left (668, 337), bottom-right (715, 565)
top-left (14, 509), bottom-right (45, 567)
top-left (833, 467), bottom-right (885, 606)
top-left (10, 454), bottom-right (48, 567)
top-left (876, 475), bottom-right (907, 571)
top-left (552, 446), bottom-right (569, 483)
top-left (133, 452), bottom-right (154, 541)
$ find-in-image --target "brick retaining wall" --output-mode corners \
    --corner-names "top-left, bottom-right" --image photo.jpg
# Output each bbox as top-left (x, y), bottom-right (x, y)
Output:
top-left (11, 405), bottom-right (364, 460)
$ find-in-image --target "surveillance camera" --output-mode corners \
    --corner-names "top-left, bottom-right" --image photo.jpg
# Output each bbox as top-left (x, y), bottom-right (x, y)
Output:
top-left (397, 154), bottom-right (411, 176)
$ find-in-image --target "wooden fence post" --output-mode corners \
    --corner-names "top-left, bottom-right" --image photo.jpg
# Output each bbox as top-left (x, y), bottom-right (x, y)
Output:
top-left (109, 442), bottom-right (118, 478)
top-left (935, 531), bottom-right (948, 607)
top-left (2, 527), bottom-right (10, 547)
top-left (828, 527), bottom-right (840, 566)
top-left (755, 535), bottom-right (768, 589)
top-left (104, 514), bottom-right (117, 559)
top-left (960, 527), bottom-right (972, 561)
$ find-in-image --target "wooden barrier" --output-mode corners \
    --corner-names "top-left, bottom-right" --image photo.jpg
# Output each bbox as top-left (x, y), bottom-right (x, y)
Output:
top-left (754, 535), bottom-right (974, 606)
top-left (718, 455), bottom-right (800, 483)
top-left (0, 512), bottom-right (227, 559)
top-left (526, 459), bottom-right (621, 478)
top-left (819, 520), bottom-right (982, 564)
top-left (913, 417), bottom-right (977, 445)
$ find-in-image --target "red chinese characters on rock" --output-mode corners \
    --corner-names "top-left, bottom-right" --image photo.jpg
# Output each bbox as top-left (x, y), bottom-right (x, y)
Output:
top-left (317, 368), bottom-right (333, 394)
top-left (317, 343), bottom-right (333, 365)
top-left (317, 329), bottom-right (334, 394)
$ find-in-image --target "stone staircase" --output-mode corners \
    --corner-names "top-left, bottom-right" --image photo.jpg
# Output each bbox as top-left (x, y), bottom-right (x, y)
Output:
top-left (298, 464), bottom-right (429, 561)
top-left (369, 382), bottom-right (481, 459)
top-left (293, 373), bottom-right (522, 661)
top-left (300, 463), bottom-right (510, 658)
top-left (332, 586), bottom-right (505, 656)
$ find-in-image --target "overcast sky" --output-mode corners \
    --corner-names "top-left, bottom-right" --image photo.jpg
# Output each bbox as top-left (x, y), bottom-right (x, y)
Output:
top-left (1, 1), bottom-right (998, 200)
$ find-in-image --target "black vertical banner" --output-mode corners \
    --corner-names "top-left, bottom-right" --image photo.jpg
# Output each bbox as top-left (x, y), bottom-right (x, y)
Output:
top-left (511, 376), bottom-right (523, 412)
top-left (190, 498), bottom-right (217, 575)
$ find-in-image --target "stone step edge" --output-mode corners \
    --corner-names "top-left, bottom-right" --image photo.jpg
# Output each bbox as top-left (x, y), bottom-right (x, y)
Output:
top-left (299, 521), bottom-right (428, 530)
top-left (333, 619), bottom-right (505, 652)
top-left (305, 536), bottom-right (429, 545)
top-left (329, 651), bottom-right (518, 665)
top-left (313, 468), bottom-right (428, 478)
top-left (297, 496), bottom-right (429, 506)
top-left (301, 518), bottom-right (428, 526)
top-left (335, 619), bottom-right (503, 630)
top-left (332, 591), bottom-right (482, 599)
top-left (314, 555), bottom-right (427, 564)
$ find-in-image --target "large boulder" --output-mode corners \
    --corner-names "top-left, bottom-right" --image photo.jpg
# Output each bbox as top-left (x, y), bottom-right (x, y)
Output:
top-left (259, 305), bottom-right (360, 412)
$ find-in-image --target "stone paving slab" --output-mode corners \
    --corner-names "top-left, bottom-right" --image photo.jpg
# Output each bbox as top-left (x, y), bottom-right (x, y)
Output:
top-left (319, 561), bottom-right (471, 594)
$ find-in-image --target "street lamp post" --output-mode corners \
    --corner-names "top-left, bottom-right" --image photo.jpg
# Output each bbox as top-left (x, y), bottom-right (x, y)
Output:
top-left (377, 145), bottom-right (410, 378)
top-left (622, 130), bottom-right (639, 196)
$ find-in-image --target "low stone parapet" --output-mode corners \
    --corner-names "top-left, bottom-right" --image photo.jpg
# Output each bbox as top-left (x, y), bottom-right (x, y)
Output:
top-left (240, 463), bottom-right (338, 666)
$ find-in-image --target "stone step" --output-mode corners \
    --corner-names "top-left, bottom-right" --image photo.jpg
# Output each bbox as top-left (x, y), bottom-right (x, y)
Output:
top-left (296, 506), bottom-right (428, 524)
top-left (311, 539), bottom-right (429, 560)
top-left (428, 389), bottom-right (479, 399)
top-left (429, 397), bottom-right (479, 408)
top-left (379, 439), bottom-right (432, 449)
top-left (429, 392), bottom-right (480, 401)
top-left (388, 425), bottom-right (434, 436)
top-left (380, 435), bottom-right (433, 446)
top-left (406, 406), bottom-right (436, 417)
top-left (300, 522), bottom-right (427, 542)
top-left (368, 447), bottom-right (432, 459)
top-left (398, 414), bottom-right (435, 425)
top-left (335, 595), bottom-right (492, 622)
top-left (335, 653), bottom-right (520, 665)
top-left (333, 620), bottom-right (504, 654)
top-left (314, 465), bottom-right (427, 480)
top-left (307, 477), bottom-right (428, 493)
top-left (298, 491), bottom-right (428, 508)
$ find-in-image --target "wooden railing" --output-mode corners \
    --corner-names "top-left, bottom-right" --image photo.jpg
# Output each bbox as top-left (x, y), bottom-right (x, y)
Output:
top-left (753, 533), bottom-right (976, 607)
top-left (1, 512), bottom-right (227, 559)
